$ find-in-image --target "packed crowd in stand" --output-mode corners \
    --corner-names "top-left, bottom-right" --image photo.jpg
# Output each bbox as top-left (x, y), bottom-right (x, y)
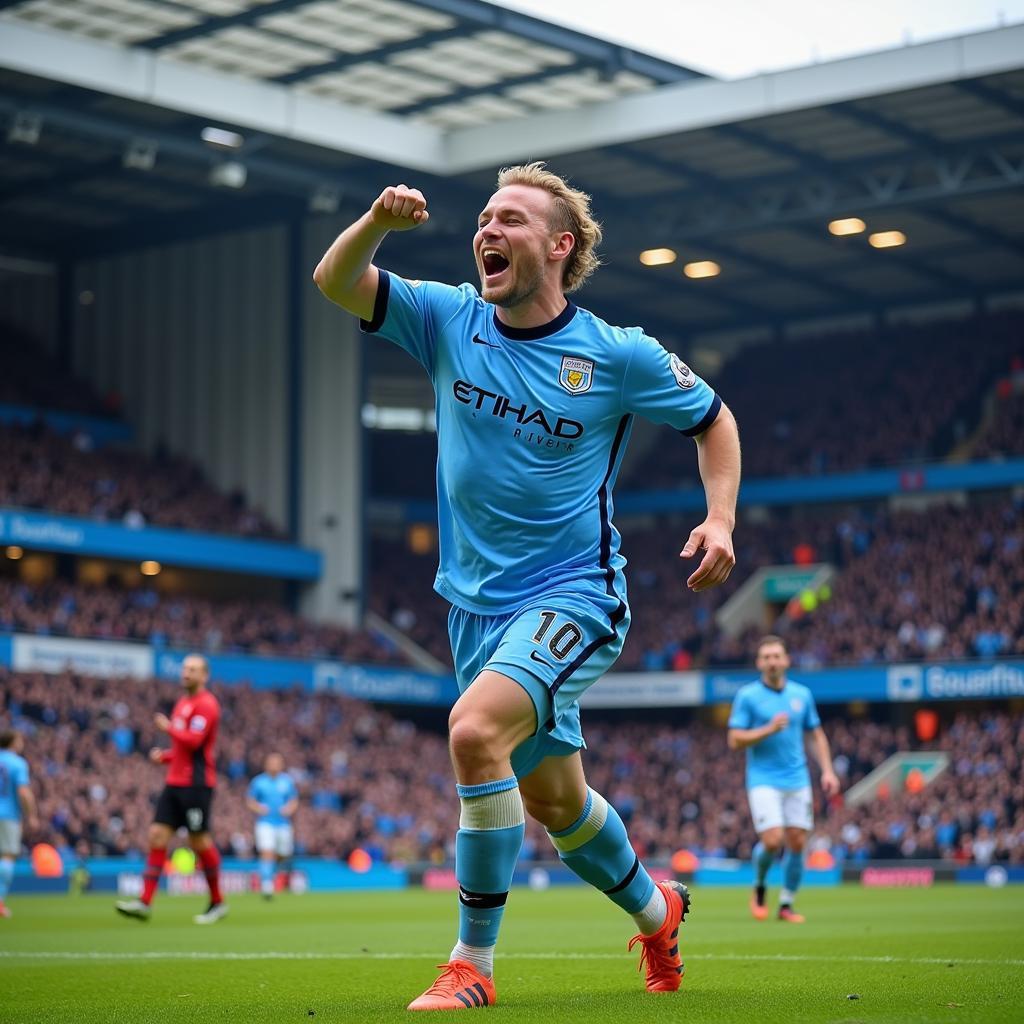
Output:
top-left (623, 310), bottom-right (1024, 488)
top-left (0, 420), bottom-right (281, 538)
top-left (0, 578), bottom-right (405, 666)
top-left (3, 669), bottom-right (1020, 867)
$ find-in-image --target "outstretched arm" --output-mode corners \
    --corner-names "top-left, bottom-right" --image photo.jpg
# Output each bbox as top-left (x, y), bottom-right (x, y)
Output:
top-left (810, 726), bottom-right (840, 796)
top-left (681, 402), bottom-right (740, 591)
top-left (313, 185), bottom-right (429, 318)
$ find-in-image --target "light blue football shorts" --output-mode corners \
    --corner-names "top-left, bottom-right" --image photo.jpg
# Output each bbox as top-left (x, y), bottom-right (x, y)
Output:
top-left (448, 581), bottom-right (630, 780)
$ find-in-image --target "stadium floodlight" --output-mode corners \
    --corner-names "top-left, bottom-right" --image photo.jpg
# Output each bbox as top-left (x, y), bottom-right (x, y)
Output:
top-left (7, 111), bottom-right (41, 145)
top-left (123, 139), bottom-right (157, 171)
top-left (868, 230), bottom-right (907, 248)
top-left (140, 560), bottom-right (161, 576)
top-left (5, 545), bottom-right (24, 560)
top-left (828, 217), bottom-right (866, 236)
top-left (201, 126), bottom-right (244, 149)
top-left (683, 260), bottom-right (721, 279)
top-left (209, 161), bottom-right (247, 189)
top-left (310, 185), bottom-right (340, 215)
top-left (639, 248), bottom-right (677, 266)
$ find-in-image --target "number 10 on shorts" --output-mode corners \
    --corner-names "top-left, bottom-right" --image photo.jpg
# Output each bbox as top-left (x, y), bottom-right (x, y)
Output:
top-left (532, 610), bottom-right (583, 661)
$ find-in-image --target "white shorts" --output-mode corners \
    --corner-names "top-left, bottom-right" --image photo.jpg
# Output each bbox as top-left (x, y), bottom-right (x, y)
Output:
top-left (255, 822), bottom-right (294, 857)
top-left (748, 785), bottom-right (813, 833)
top-left (0, 820), bottom-right (21, 857)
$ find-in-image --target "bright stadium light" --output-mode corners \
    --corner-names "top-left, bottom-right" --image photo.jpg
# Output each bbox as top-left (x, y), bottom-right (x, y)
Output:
top-left (869, 230), bottom-right (907, 248)
top-left (210, 161), bottom-right (247, 189)
top-left (639, 248), bottom-right (677, 266)
top-left (140, 560), bottom-right (161, 576)
top-left (201, 126), bottom-right (244, 149)
top-left (684, 260), bottom-right (721, 279)
top-left (6, 545), bottom-right (24, 560)
top-left (828, 217), bottom-right (866, 236)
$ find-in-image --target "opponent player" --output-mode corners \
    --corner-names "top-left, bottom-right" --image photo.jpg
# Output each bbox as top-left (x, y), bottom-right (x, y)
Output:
top-left (727, 635), bottom-right (839, 922)
top-left (0, 729), bottom-right (38, 918)
top-left (115, 654), bottom-right (227, 924)
top-left (315, 163), bottom-right (740, 1010)
top-left (247, 752), bottom-right (298, 899)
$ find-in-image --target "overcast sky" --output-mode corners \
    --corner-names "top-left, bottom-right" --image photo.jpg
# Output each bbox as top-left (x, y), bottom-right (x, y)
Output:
top-left (493, 0), bottom-right (1024, 78)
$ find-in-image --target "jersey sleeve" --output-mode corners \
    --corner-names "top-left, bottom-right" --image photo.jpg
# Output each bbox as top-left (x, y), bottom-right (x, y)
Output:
top-left (247, 778), bottom-right (260, 801)
top-left (728, 690), bottom-right (752, 730)
top-left (803, 690), bottom-right (822, 731)
top-left (360, 269), bottom-right (470, 374)
top-left (621, 331), bottom-right (721, 435)
top-left (14, 757), bottom-right (29, 788)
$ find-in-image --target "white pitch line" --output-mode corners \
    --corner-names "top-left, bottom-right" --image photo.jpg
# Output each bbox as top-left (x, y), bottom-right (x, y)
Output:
top-left (2, 952), bottom-right (1022, 967)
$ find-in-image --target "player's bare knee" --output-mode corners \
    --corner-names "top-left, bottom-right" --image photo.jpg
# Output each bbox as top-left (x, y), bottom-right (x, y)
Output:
top-left (148, 823), bottom-right (171, 849)
top-left (760, 827), bottom-right (784, 852)
top-left (448, 713), bottom-right (506, 771)
top-left (785, 829), bottom-right (807, 853)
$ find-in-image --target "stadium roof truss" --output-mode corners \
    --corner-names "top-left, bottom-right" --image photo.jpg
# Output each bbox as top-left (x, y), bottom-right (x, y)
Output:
top-left (0, 1), bottom-right (1022, 341)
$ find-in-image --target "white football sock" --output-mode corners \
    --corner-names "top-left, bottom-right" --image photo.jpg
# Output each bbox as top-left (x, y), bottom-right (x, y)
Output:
top-left (631, 885), bottom-right (668, 935)
top-left (450, 940), bottom-right (495, 978)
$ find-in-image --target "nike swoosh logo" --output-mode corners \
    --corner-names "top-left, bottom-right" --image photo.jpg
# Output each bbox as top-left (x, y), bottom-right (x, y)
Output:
top-left (472, 333), bottom-right (500, 348)
top-left (529, 651), bottom-right (554, 669)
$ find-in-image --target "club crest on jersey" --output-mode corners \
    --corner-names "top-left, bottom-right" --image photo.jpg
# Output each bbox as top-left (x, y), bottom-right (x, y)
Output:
top-left (558, 355), bottom-right (594, 395)
top-left (670, 353), bottom-right (696, 389)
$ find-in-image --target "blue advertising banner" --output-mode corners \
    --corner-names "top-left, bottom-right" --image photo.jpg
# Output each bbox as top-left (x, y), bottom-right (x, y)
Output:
top-left (156, 647), bottom-right (461, 705)
top-left (705, 660), bottom-right (1024, 706)
top-left (0, 507), bottom-right (321, 579)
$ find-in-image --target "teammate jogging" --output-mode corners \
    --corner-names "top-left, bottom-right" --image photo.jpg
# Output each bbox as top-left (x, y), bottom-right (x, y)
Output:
top-left (728, 635), bottom-right (839, 922)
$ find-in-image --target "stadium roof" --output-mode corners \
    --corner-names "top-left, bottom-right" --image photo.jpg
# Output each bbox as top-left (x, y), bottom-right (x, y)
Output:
top-left (0, 4), bottom-right (1022, 344)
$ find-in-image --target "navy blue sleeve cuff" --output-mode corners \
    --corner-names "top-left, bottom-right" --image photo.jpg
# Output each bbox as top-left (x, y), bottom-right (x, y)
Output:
top-left (679, 393), bottom-right (722, 437)
top-left (359, 269), bottom-right (390, 334)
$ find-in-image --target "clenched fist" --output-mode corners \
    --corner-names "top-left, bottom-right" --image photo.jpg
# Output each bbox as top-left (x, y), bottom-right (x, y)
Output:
top-left (371, 184), bottom-right (429, 231)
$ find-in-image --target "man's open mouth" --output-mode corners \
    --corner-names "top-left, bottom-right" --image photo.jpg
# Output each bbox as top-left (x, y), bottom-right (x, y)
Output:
top-left (482, 248), bottom-right (510, 280)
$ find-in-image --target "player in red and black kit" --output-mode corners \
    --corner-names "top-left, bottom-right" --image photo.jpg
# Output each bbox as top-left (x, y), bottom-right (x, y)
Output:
top-left (115, 654), bottom-right (228, 924)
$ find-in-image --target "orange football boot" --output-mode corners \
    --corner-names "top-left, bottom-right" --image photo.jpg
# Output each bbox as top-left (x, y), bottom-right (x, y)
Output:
top-left (750, 890), bottom-right (769, 920)
top-left (778, 906), bottom-right (806, 923)
top-left (628, 880), bottom-right (691, 993)
top-left (407, 959), bottom-right (496, 1011)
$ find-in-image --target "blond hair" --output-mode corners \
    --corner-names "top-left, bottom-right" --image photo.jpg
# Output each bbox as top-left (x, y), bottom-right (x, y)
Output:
top-left (495, 161), bottom-right (602, 293)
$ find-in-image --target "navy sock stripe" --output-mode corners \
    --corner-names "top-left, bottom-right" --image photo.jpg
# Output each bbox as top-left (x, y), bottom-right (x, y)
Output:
top-left (603, 854), bottom-right (640, 896)
top-left (459, 886), bottom-right (509, 910)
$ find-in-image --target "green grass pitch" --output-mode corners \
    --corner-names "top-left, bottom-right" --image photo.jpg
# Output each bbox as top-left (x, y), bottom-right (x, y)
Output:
top-left (1, 885), bottom-right (1022, 1023)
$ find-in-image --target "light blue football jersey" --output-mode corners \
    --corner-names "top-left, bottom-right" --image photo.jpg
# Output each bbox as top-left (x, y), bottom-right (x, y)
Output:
top-left (362, 271), bottom-right (721, 614)
top-left (0, 750), bottom-right (29, 821)
top-left (728, 680), bottom-right (822, 790)
top-left (248, 772), bottom-right (298, 827)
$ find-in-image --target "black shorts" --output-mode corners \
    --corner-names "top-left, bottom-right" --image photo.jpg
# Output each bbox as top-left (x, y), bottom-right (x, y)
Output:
top-left (154, 785), bottom-right (214, 834)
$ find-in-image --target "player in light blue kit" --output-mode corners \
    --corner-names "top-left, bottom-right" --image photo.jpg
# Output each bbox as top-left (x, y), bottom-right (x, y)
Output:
top-left (246, 753), bottom-right (299, 899)
top-left (0, 729), bottom-right (38, 918)
top-left (728, 635), bottom-right (839, 923)
top-left (314, 163), bottom-right (741, 1010)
